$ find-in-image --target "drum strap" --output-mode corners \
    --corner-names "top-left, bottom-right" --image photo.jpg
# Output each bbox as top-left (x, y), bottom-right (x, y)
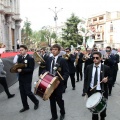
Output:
top-left (54, 57), bottom-right (62, 75)
top-left (101, 64), bottom-right (105, 93)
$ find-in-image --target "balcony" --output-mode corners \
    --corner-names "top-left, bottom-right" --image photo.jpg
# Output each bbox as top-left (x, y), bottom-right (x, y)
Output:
top-left (0, 3), bottom-right (5, 13)
top-left (4, 7), bottom-right (15, 15)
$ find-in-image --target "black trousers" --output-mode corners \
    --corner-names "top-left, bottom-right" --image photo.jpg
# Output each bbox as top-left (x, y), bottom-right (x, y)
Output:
top-left (113, 69), bottom-right (118, 85)
top-left (88, 90), bottom-right (107, 120)
top-left (19, 82), bottom-right (38, 108)
top-left (69, 73), bottom-right (75, 88)
top-left (92, 108), bottom-right (106, 120)
top-left (0, 77), bottom-right (11, 97)
top-left (82, 69), bottom-right (86, 94)
top-left (108, 83), bottom-right (113, 94)
top-left (49, 87), bottom-right (65, 119)
top-left (76, 64), bottom-right (82, 81)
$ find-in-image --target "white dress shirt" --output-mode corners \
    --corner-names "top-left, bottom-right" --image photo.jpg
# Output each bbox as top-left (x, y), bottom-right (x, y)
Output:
top-left (90, 63), bottom-right (101, 90)
top-left (50, 55), bottom-right (59, 74)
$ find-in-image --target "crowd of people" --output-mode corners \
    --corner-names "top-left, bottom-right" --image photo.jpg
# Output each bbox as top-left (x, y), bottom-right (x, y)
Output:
top-left (0, 44), bottom-right (119, 120)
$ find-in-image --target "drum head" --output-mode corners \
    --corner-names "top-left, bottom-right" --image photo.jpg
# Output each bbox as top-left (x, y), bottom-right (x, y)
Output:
top-left (86, 92), bottom-right (102, 108)
top-left (43, 76), bottom-right (60, 100)
top-left (34, 79), bottom-right (41, 94)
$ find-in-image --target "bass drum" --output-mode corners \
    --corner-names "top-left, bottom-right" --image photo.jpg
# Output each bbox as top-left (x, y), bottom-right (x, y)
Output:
top-left (34, 72), bottom-right (60, 100)
top-left (86, 92), bottom-right (106, 114)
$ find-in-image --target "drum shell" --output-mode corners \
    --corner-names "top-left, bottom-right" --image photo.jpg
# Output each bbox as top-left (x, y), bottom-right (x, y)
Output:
top-left (34, 72), bottom-right (60, 100)
top-left (86, 92), bottom-right (107, 114)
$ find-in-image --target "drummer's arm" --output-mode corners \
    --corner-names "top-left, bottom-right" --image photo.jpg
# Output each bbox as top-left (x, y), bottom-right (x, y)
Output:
top-left (59, 58), bottom-right (69, 81)
top-left (84, 66), bottom-right (89, 94)
top-left (63, 59), bottom-right (69, 80)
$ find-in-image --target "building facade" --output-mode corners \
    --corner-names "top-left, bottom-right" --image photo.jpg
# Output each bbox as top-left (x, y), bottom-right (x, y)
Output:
top-left (87, 11), bottom-right (120, 48)
top-left (0, 0), bottom-right (21, 51)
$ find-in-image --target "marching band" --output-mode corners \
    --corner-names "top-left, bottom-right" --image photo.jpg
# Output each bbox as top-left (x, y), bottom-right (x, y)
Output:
top-left (0, 44), bottom-right (119, 120)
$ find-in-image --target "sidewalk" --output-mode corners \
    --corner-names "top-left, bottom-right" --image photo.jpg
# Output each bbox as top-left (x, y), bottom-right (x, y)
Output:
top-left (0, 66), bottom-right (120, 120)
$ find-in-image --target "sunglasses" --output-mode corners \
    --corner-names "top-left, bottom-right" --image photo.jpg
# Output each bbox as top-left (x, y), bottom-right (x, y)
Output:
top-left (106, 50), bottom-right (110, 52)
top-left (93, 57), bottom-right (99, 60)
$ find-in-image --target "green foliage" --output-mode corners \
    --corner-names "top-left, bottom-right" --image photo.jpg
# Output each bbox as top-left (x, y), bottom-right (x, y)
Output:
top-left (61, 13), bottom-right (83, 47)
top-left (21, 18), bottom-right (32, 47)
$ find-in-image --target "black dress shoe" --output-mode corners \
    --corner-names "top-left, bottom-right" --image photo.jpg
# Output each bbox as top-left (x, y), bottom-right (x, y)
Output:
top-left (72, 87), bottom-right (75, 90)
top-left (34, 101), bottom-right (39, 110)
top-left (8, 94), bottom-right (15, 99)
top-left (63, 89), bottom-right (66, 93)
top-left (60, 115), bottom-right (65, 120)
top-left (82, 93), bottom-right (86, 97)
top-left (109, 93), bottom-right (111, 96)
top-left (101, 118), bottom-right (105, 120)
top-left (50, 118), bottom-right (57, 120)
top-left (19, 107), bottom-right (29, 112)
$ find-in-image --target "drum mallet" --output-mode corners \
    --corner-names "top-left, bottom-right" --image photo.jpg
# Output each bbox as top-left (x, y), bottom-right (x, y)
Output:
top-left (53, 65), bottom-right (64, 80)
top-left (90, 81), bottom-right (103, 91)
top-left (57, 71), bottom-right (64, 80)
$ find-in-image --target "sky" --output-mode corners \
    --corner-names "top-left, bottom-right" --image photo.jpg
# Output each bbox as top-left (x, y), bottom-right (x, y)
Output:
top-left (20, 0), bottom-right (120, 31)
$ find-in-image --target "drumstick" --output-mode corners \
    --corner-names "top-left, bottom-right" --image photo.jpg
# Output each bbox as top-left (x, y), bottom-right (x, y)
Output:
top-left (90, 81), bottom-right (103, 91)
top-left (57, 71), bottom-right (64, 80)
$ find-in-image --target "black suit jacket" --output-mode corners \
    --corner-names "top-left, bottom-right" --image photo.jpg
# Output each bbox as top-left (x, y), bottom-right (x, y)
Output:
top-left (84, 64), bottom-right (111, 99)
top-left (17, 54), bottom-right (34, 84)
top-left (46, 56), bottom-right (69, 92)
top-left (114, 54), bottom-right (119, 70)
top-left (83, 54), bottom-right (93, 71)
top-left (66, 54), bottom-right (76, 74)
top-left (78, 52), bottom-right (84, 65)
top-left (39, 54), bottom-right (49, 75)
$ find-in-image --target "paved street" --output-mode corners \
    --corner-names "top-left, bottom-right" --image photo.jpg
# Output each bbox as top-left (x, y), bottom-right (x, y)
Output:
top-left (0, 65), bottom-right (120, 120)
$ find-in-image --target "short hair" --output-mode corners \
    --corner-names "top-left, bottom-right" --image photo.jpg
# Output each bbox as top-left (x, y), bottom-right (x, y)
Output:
top-left (65, 47), bottom-right (71, 51)
top-left (106, 46), bottom-right (111, 51)
top-left (92, 51), bottom-right (102, 58)
top-left (77, 47), bottom-right (81, 50)
top-left (19, 45), bottom-right (28, 50)
top-left (51, 44), bottom-right (61, 51)
top-left (41, 47), bottom-right (46, 51)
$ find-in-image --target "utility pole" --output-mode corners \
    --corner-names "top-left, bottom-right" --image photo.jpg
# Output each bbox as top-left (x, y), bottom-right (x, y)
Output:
top-left (48, 7), bottom-right (63, 41)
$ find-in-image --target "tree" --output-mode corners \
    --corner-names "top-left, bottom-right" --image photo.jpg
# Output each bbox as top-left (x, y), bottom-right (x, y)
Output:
top-left (62, 13), bottom-right (83, 47)
top-left (21, 18), bottom-right (32, 48)
top-left (31, 28), bottom-right (57, 48)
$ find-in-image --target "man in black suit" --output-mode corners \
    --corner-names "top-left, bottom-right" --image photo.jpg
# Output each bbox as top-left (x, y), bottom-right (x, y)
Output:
top-left (65, 48), bottom-right (76, 90)
top-left (104, 46), bottom-right (115, 96)
top-left (46, 44), bottom-right (69, 120)
top-left (84, 51), bottom-right (111, 120)
top-left (38, 48), bottom-right (49, 76)
top-left (17, 45), bottom-right (39, 113)
top-left (82, 48), bottom-right (93, 96)
top-left (75, 47), bottom-right (84, 82)
top-left (112, 50), bottom-right (119, 86)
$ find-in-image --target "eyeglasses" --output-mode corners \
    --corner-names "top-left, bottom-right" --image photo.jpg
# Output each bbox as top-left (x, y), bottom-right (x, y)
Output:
top-left (106, 50), bottom-right (110, 52)
top-left (93, 57), bottom-right (99, 60)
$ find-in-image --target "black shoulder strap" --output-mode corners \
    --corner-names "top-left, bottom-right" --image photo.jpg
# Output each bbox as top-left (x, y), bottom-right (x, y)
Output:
top-left (101, 64), bottom-right (105, 93)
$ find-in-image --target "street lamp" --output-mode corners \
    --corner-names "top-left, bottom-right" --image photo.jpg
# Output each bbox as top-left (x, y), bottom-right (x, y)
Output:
top-left (48, 7), bottom-right (63, 35)
top-left (77, 18), bottom-right (94, 49)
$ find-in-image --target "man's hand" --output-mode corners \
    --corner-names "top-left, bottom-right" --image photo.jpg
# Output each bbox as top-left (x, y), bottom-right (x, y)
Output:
top-left (37, 62), bottom-right (41, 65)
top-left (102, 77), bottom-right (108, 83)
top-left (17, 69), bottom-right (22, 73)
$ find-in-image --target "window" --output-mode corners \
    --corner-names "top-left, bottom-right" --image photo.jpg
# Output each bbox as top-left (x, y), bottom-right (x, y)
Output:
top-left (110, 22), bottom-right (113, 32)
top-left (110, 35), bottom-right (113, 43)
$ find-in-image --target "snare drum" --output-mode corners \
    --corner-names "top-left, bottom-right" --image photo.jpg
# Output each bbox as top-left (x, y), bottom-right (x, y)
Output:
top-left (34, 72), bottom-right (60, 100)
top-left (86, 92), bottom-right (106, 114)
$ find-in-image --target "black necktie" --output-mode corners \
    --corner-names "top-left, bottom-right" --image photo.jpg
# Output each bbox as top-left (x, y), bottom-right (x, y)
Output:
top-left (51, 57), bottom-right (55, 74)
top-left (94, 66), bottom-right (98, 91)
